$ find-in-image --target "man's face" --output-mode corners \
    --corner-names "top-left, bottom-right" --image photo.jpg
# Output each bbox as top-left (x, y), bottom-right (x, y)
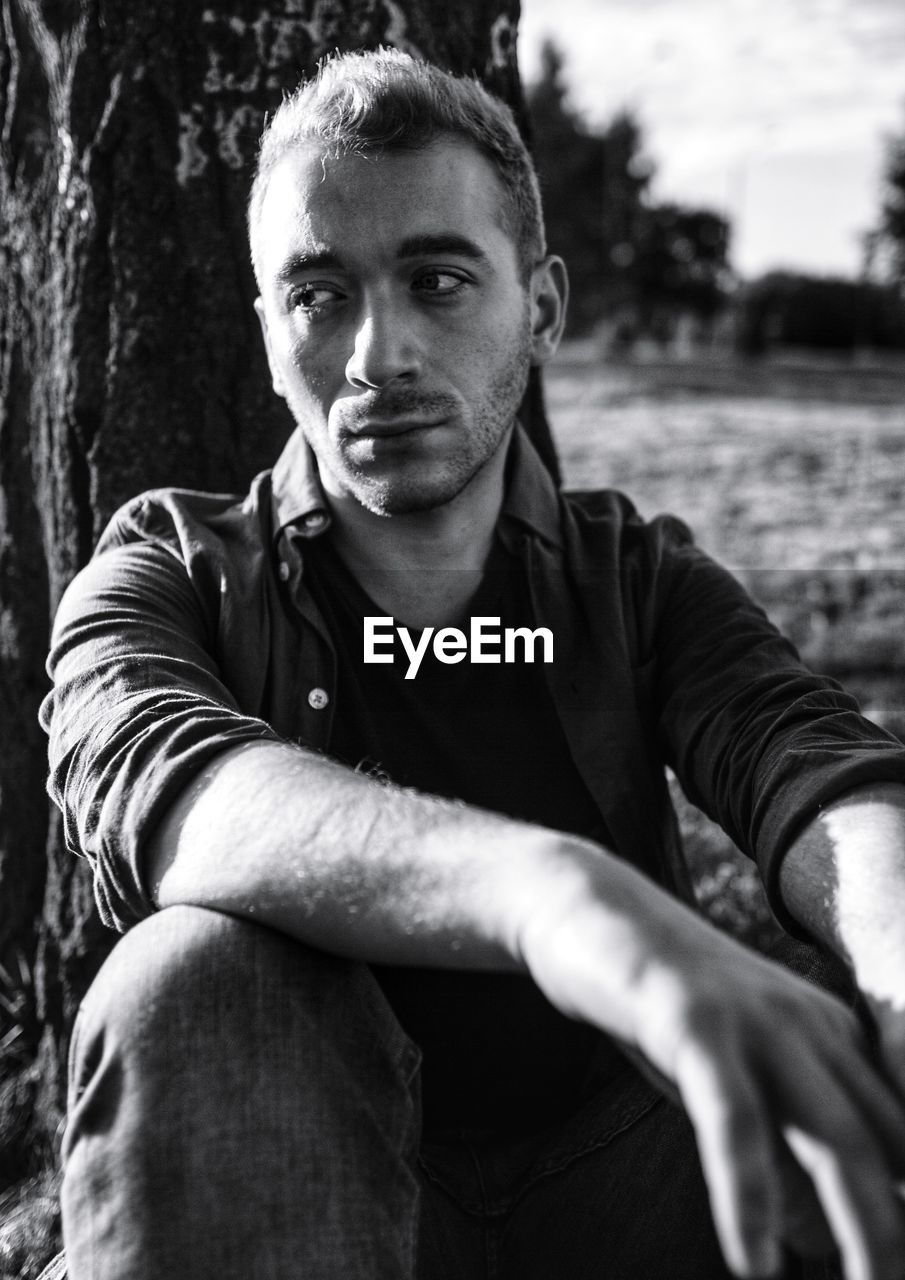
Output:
top-left (253, 137), bottom-right (557, 516)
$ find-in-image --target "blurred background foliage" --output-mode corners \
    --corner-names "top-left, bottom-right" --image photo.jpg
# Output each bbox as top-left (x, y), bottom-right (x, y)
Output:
top-left (526, 38), bottom-right (905, 355)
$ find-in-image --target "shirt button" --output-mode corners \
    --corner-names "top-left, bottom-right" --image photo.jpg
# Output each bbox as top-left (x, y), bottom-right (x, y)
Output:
top-left (278, 561), bottom-right (291, 582)
top-left (308, 687), bottom-right (329, 710)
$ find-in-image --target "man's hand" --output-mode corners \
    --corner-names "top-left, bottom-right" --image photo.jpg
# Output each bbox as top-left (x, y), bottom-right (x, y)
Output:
top-left (518, 840), bottom-right (905, 1280)
top-left (150, 746), bottom-right (905, 1279)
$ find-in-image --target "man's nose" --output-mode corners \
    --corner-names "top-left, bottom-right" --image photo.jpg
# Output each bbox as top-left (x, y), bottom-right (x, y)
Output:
top-left (345, 303), bottom-right (420, 389)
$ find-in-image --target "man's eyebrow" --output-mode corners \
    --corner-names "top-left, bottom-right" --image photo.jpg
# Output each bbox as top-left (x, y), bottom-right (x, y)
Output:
top-left (273, 236), bottom-right (491, 285)
top-left (397, 234), bottom-right (491, 265)
top-left (275, 251), bottom-right (342, 284)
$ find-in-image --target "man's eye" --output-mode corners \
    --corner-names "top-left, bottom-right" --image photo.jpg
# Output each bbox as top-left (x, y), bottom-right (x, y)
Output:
top-left (413, 271), bottom-right (466, 296)
top-left (289, 284), bottom-right (342, 312)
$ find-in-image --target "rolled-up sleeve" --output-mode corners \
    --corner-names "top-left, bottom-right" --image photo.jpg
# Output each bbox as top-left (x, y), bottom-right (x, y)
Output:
top-left (41, 541), bottom-right (280, 932)
top-left (649, 524), bottom-right (905, 931)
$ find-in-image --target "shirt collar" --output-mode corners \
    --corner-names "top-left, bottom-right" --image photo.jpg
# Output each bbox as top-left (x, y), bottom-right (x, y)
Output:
top-left (499, 421), bottom-right (565, 551)
top-left (268, 420), bottom-right (563, 550)
top-left (270, 428), bottom-right (332, 542)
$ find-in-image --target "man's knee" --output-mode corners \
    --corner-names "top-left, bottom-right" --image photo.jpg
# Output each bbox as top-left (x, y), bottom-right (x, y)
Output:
top-left (68, 904), bottom-right (418, 1114)
top-left (76, 905), bottom-right (340, 1033)
top-left (62, 909), bottom-right (422, 1277)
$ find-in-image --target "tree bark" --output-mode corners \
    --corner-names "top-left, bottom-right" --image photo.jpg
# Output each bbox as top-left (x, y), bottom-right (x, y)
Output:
top-left (0, 0), bottom-right (553, 1214)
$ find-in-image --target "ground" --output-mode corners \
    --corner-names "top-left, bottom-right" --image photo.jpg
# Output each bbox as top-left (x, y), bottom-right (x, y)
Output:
top-left (547, 341), bottom-right (905, 947)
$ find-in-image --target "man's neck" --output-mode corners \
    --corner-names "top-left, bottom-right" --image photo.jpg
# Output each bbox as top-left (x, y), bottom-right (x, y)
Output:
top-left (325, 438), bottom-right (509, 630)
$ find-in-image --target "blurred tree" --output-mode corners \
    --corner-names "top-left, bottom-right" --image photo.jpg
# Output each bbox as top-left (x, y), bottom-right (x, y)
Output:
top-left (736, 272), bottom-right (905, 354)
top-left (526, 39), bottom-right (731, 342)
top-left (634, 204), bottom-right (732, 342)
top-left (0, 1), bottom-right (551, 1269)
top-left (865, 119), bottom-right (905, 290)
top-left (528, 40), bottom-right (653, 332)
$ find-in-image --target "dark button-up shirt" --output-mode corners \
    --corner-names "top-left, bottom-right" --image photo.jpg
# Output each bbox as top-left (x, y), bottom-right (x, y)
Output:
top-left (41, 424), bottom-right (905, 933)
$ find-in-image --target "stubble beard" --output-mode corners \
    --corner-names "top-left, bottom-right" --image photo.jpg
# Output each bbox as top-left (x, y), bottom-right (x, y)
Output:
top-left (323, 326), bottom-right (533, 518)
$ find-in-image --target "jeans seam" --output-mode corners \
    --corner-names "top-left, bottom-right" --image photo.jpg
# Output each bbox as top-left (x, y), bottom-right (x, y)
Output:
top-left (488, 1092), bottom-right (663, 1217)
top-left (530, 1093), bottom-right (661, 1180)
top-left (464, 1144), bottom-right (502, 1280)
top-left (485, 1218), bottom-right (501, 1280)
top-left (418, 1092), bottom-right (663, 1220)
top-left (66, 1003), bottom-right (88, 1108)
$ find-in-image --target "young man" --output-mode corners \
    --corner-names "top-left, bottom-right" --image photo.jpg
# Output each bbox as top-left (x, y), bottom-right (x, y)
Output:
top-left (43, 49), bottom-right (905, 1280)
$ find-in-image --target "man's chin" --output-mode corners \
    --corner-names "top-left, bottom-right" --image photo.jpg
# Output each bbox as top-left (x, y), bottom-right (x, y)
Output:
top-left (337, 431), bottom-right (510, 517)
top-left (354, 478), bottom-right (468, 517)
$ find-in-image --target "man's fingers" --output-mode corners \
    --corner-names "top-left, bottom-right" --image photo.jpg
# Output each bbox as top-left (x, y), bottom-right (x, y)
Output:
top-left (821, 1021), bottom-right (905, 1178)
top-left (676, 1041), bottom-right (782, 1277)
top-left (676, 1025), bottom-right (905, 1280)
top-left (776, 1039), bottom-right (905, 1278)
top-left (774, 1140), bottom-right (835, 1257)
top-left (785, 1120), bottom-right (905, 1280)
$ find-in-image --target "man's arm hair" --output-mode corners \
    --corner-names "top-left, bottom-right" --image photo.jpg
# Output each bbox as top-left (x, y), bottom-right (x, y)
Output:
top-left (149, 737), bottom-right (551, 972)
top-left (146, 733), bottom-right (683, 1046)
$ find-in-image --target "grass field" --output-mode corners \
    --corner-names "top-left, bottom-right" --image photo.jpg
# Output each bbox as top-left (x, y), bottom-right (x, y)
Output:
top-left (545, 342), bottom-right (905, 944)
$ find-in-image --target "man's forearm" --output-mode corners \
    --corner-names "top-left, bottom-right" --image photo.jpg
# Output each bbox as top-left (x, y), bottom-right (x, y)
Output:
top-left (147, 739), bottom-right (722, 1056)
top-left (149, 740), bottom-right (527, 968)
top-left (779, 781), bottom-right (905, 1010)
top-left (147, 740), bottom-right (663, 1011)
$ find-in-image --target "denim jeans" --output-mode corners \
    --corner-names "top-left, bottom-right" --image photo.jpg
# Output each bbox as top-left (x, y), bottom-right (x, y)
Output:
top-left (61, 905), bottom-right (832, 1278)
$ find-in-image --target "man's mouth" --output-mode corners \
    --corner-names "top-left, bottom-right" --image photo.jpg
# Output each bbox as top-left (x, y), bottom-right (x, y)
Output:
top-left (351, 417), bottom-right (447, 439)
top-left (340, 391), bottom-right (458, 441)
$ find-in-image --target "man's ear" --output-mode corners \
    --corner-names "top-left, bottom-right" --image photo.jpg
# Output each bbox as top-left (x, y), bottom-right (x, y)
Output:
top-left (528, 255), bottom-right (569, 366)
top-left (254, 297), bottom-right (287, 398)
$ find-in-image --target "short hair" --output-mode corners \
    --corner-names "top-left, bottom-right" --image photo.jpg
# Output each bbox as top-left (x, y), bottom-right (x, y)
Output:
top-left (248, 48), bottom-right (546, 286)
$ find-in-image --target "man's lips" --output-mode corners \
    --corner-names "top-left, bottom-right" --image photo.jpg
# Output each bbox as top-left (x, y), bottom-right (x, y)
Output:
top-left (347, 417), bottom-right (448, 439)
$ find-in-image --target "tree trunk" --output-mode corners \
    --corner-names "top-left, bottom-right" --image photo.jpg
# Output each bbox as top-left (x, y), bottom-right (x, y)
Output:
top-left (0, 0), bottom-right (553, 1243)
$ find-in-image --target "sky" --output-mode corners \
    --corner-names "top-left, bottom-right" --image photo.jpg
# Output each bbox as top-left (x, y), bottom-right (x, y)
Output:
top-left (519, 0), bottom-right (905, 279)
